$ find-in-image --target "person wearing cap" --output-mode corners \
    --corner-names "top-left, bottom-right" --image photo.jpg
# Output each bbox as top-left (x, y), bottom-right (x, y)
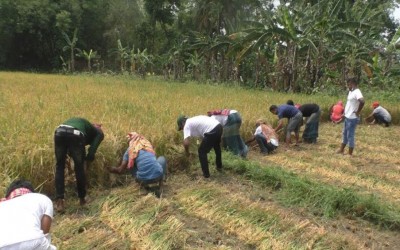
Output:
top-left (269, 104), bottom-right (303, 146)
top-left (177, 115), bottom-right (223, 178)
top-left (298, 103), bottom-right (321, 143)
top-left (365, 101), bottom-right (391, 127)
top-left (337, 78), bottom-right (365, 156)
top-left (207, 109), bottom-right (248, 158)
top-left (0, 179), bottom-right (56, 249)
top-left (245, 119), bottom-right (279, 155)
top-left (329, 101), bottom-right (344, 124)
top-left (54, 117), bottom-right (104, 212)
top-left (108, 132), bottom-right (166, 191)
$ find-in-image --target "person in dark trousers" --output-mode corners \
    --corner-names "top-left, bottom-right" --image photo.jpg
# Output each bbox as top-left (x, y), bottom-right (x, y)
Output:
top-left (177, 115), bottom-right (223, 178)
top-left (54, 117), bottom-right (104, 212)
top-left (365, 101), bottom-right (391, 127)
top-left (245, 119), bottom-right (279, 155)
top-left (298, 103), bottom-right (321, 143)
top-left (269, 104), bottom-right (303, 146)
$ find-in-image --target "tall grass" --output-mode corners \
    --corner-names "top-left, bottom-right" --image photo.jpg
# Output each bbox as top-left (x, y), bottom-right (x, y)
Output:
top-left (0, 72), bottom-right (399, 194)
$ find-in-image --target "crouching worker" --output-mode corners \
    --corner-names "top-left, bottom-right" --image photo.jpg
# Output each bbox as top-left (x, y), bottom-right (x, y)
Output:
top-left (108, 132), bottom-right (166, 191)
top-left (0, 179), bottom-right (56, 250)
top-left (246, 120), bottom-right (279, 155)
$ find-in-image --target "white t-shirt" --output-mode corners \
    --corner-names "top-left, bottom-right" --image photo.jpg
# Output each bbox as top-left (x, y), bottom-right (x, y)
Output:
top-left (0, 193), bottom-right (54, 248)
top-left (373, 106), bottom-right (391, 122)
top-left (344, 88), bottom-right (363, 119)
top-left (183, 115), bottom-right (220, 139)
top-left (211, 110), bottom-right (237, 126)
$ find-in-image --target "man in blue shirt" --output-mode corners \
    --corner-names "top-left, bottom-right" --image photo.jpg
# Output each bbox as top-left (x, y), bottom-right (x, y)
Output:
top-left (269, 104), bottom-right (303, 146)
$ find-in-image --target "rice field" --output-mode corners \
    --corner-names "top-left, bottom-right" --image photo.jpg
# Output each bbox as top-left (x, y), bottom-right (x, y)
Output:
top-left (1, 72), bottom-right (400, 249)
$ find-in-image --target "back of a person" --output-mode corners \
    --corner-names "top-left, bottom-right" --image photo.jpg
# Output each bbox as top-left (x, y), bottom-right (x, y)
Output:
top-left (261, 124), bottom-right (277, 141)
top-left (134, 150), bottom-right (163, 181)
top-left (374, 106), bottom-right (392, 122)
top-left (331, 104), bottom-right (344, 121)
top-left (0, 193), bottom-right (52, 248)
top-left (278, 104), bottom-right (299, 119)
top-left (299, 104), bottom-right (319, 117)
top-left (185, 115), bottom-right (219, 138)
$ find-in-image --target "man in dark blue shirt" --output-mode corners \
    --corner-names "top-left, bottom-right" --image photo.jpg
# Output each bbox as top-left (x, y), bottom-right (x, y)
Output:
top-left (269, 104), bottom-right (303, 146)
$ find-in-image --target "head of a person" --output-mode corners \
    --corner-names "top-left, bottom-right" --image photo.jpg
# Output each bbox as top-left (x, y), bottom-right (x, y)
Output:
top-left (255, 119), bottom-right (265, 127)
top-left (337, 100), bottom-right (343, 106)
top-left (372, 101), bottom-right (379, 109)
top-left (346, 77), bottom-right (358, 91)
top-left (269, 105), bottom-right (278, 115)
top-left (286, 100), bottom-right (294, 106)
top-left (5, 179), bottom-right (35, 199)
top-left (93, 123), bottom-right (104, 139)
top-left (177, 115), bottom-right (188, 131)
top-left (294, 104), bottom-right (301, 109)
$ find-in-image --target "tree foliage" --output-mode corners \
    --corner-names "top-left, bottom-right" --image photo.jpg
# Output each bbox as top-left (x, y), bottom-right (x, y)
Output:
top-left (0, 0), bottom-right (399, 92)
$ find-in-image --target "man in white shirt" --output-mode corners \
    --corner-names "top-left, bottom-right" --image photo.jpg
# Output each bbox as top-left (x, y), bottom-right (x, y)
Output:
top-left (0, 179), bottom-right (56, 250)
top-left (337, 78), bottom-right (365, 156)
top-left (177, 115), bottom-right (223, 178)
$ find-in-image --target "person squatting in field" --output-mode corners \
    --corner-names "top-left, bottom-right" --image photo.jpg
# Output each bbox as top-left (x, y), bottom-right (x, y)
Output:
top-left (337, 78), bottom-right (365, 156)
top-left (329, 100), bottom-right (344, 124)
top-left (0, 179), bottom-right (56, 250)
top-left (269, 104), bottom-right (303, 146)
top-left (54, 117), bottom-right (104, 213)
top-left (245, 119), bottom-right (279, 155)
top-left (207, 108), bottom-right (248, 158)
top-left (108, 132), bottom-right (166, 189)
top-left (365, 101), bottom-right (391, 127)
top-left (177, 115), bottom-right (223, 178)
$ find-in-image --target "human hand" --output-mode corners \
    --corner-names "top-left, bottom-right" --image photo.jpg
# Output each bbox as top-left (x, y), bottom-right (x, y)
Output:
top-left (108, 166), bottom-right (120, 174)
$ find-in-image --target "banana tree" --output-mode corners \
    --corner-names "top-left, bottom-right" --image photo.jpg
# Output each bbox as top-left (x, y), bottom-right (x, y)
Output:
top-left (62, 28), bottom-right (78, 72)
top-left (110, 39), bottom-right (129, 73)
top-left (76, 49), bottom-right (99, 72)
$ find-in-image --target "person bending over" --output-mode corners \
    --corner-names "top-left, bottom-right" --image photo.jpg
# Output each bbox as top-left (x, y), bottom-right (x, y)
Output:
top-left (0, 179), bottom-right (56, 250)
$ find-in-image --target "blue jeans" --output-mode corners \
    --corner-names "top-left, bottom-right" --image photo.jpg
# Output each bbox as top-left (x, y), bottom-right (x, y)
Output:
top-left (342, 117), bottom-right (359, 148)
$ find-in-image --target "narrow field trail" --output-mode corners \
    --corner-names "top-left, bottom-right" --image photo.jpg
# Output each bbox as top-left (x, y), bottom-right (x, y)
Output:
top-left (52, 167), bottom-right (400, 249)
top-left (248, 123), bottom-right (400, 204)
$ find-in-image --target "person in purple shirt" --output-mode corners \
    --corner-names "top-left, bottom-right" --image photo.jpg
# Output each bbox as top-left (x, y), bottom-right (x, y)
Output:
top-left (269, 104), bottom-right (303, 146)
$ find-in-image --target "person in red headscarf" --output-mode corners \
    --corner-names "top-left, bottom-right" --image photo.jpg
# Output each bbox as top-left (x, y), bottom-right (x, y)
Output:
top-left (329, 101), bottom-right (344, 124)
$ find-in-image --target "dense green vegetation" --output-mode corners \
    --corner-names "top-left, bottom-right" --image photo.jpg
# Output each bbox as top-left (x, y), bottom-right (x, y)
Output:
top-left (1, 0), bottom-right (400, 92)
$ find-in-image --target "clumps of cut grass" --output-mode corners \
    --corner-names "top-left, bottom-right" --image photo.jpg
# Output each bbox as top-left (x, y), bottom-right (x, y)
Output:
top-left (222, 153), bottom-right (400, 230)
top-left (176, 186), bottom-right (357, 249)
top-left (100, 187), bottom-right (187, 249)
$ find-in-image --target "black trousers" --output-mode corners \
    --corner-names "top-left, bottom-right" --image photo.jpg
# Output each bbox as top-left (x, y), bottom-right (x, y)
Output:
top-left (198, 124), bottom-right (223, 177)
top-left (54, 130), bottom-right (86, 199)
top-left (373, 113), bottom-right (390, 127)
